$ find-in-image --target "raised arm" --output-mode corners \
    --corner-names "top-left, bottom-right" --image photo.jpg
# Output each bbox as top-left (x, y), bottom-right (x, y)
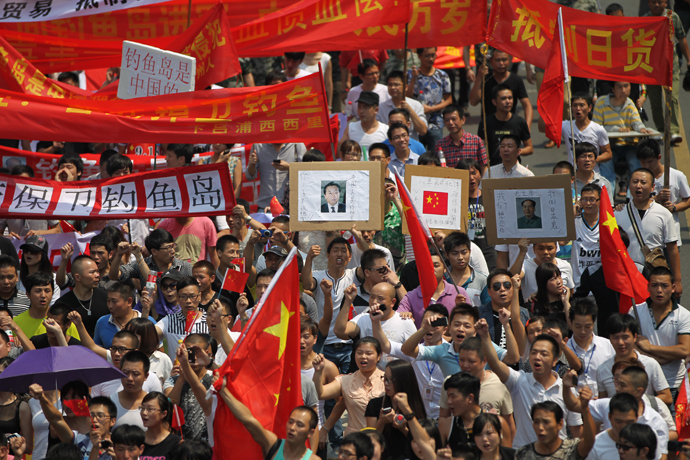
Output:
top-left (300, 245), bottom-right (320, 291)
top-left (562, 369), bottom-right (583, 413)
top-left (333, 284), bottom-right (359, 340)
top-left (28, 384), bottom-right (73, 444)
top-left (0, 316), bottom-right (34, 352)
top-left (546, 325), bottom-right (582, 372)
top-left (318, 278), bottom-right (334, 338)
top-left (498, 308), bottom-right (519, 365)
top-left (219, 377), bottom-right (277, 456)
top-left (43, 318), bottom-right (68, 347)
top-left (370, 305), bottom-right (391, 354)
top-left (55, 243), bottom-right (74, 289)
top-left (244, 231), bottom-right (260, 288)
top-left (509, 274), bottom-right (527, 355)
top-left (477, 318), bottom-right (510, 383)
top-left (401, 315), bottom-right (435, 359)
top-left (394, 393), bottom-right (435, 460)
top-left (208, 300), bottom-right (234, 356)
top-left (67, 311), bottom-right (107, 360)
top-left (576, 385), bottom-right (596, 459)
top-left (312, 354), bottom-right (343, 401)
top-left (177, 344), bottom-right (213, 416)
top-left (511, 238), bottom-right (530, 279)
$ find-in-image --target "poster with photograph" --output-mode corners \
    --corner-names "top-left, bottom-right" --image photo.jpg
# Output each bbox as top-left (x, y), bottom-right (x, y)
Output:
top-left (289, 162), bottom-right (385, 231)
top-left (483, 175), bottom-right (576, 244)
top-left (403, 165), bottom-right (469, 234)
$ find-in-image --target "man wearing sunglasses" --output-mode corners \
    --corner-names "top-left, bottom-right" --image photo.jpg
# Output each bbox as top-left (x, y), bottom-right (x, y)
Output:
top-left (352, 248), bottom-right (404, 315)
top-left (618, 423), bottom-right (657, 460)
top-left (479, 269), bottom-right (529, 348)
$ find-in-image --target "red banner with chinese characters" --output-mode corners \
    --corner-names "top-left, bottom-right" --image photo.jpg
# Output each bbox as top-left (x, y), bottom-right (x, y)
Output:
top-left (487, 0), bottom-right (673, 86)
top-left (0, 0), bottom-right (485, 72)
top-left (0, 72), bottom-right (331, 144)
top-left (0, 162), bottom-right (237, 220)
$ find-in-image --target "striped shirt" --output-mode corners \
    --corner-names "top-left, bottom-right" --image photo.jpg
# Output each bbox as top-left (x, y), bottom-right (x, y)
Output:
top-left (592, 95), bottom-right (646, 144)
top-left (156, 310), bottom-right (209, 361)
top-left (0, 288), bottom-right (30, 317)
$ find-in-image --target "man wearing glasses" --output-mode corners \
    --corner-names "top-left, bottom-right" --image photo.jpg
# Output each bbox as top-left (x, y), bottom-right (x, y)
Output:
top-left (386, 123), bottom-right (418, 178)
top-left (155, 277), bottom-right (209, 361)
top-left (478, 269), bottom-right (530, 348)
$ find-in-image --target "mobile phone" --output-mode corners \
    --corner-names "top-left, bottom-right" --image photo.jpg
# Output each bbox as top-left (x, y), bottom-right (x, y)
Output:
top-left (187, 349), bottom-right (196, 363)
top-left (430, 317), bottom-right (448, 327)
top-left (100, 440), bottom-right (113, 450)
top-left (382, 407), bottom-right (392, 414)
top-left (272, 159), bottom-right (281, 164)
top-left (6, 433), bottom-right (19, 443)
top-left (572, 375), bottom-right (578, 387)
top-left (668, 441), bottom-right (688, 452)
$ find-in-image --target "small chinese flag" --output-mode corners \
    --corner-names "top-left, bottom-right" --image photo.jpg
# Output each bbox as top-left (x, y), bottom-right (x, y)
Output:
top-left (270, 196), bottom-right (284, 217)
top-left (675, 364), bottom-right (690, 438)
top-left (231, 258), bottom-right (245, 273)
top-left (59, 220), bottom-right (77, 233)
top-left (222, 268), bottom-right (249, 294)
top-left (422, 191), bottom-right (449, 215)
top-left (63, 398), bottom-right (90, 417)
top-left (172, 405), bottom-right (185, 432)
top-left (185, 310), bottom-right (199, 333)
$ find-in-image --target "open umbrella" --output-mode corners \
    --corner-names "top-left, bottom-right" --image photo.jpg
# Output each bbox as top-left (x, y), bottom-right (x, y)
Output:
top-left (0, 346), bottom-right (125, 393)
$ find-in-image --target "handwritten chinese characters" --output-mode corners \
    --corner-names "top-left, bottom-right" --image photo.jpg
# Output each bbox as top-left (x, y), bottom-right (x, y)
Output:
top-left (493, 188), bottom-right (567, 240)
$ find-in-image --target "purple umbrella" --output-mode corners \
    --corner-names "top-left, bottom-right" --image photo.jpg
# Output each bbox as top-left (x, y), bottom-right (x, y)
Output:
top-left (0, 346), bottom-right (126, 393)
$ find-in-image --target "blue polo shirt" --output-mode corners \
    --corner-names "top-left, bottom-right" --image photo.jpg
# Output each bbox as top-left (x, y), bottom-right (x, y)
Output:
top-left (383, 138), bottom-right (426, 156)
top-left (417, 340), bottom-right (507, 377)
top-left (93, 312), bottom-right (157, 349)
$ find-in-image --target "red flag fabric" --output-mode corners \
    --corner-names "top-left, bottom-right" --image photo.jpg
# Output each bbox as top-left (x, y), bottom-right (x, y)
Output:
top-left (185, 310), bottom-right (200, 334)
top-left (213, 249), bottom-right (302, 460)
top-left (231, 258), bottom-right (246, 273)
top-left (676, 364), bottom-right (690, 438)
top-left (537, 21), bottom-right (565, 147)
top-left (63, 399), bottom-right (90, 417)
top-left (598, 186), bottom-right (649, 313)
top-left (422, 191), bottom-right (449, 215)
top-left (221, 269), bottom-right (250, 294)
top-left (59, 220), bottom-right (77, 233)
top-left (394, 173), bottom-right (437, 308)
top-left (270, 196), bottom-right (284, 217)
top-left (171, 405), bottom-right (185, 432)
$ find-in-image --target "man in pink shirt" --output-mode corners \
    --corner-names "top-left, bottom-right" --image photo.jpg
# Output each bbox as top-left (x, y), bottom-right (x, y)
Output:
top-left (157, 217), bottom-right (219, 266)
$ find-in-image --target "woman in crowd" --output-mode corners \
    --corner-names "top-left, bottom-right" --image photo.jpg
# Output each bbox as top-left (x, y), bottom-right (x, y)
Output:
top-left (340, 140), bottom-right (362, 161)
top-left (473, 413), bottom-right (515, 460)
top-left (365, 360), bottom-right (427, 460)
top-left (525, 263), bottom-right (570, 325)
top-left (140, 392), bottom-right (181, 460)
top-left (124, 318), bottom-right (172, 387)
top-left (18, 236), bottom-right (59, 306)
top-left (0, 357), bottom-right (32, 455)
top-left (312, 337), bottom-right (384, 435)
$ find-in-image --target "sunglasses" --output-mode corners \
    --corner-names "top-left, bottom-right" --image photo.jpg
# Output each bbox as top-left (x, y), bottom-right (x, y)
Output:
top-left (491, 281), bottom-right (512, 292)
top-left (161, 282), bottom-right (177, 290)
top-left (616, 443), bottom-right (636, 451)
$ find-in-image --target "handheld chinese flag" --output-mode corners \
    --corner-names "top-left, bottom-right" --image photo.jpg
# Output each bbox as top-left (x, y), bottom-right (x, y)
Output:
top-left (213, 248), bottom-right (302, 460)
top-left (231, 257), bottom-right (246, 273)
top-left (59, 220), bottom-right (77, 233)
top-left (221, 267), bottom-right (250, 293)
top-left (599, 186), bottom-right (649, 313)
top-left (394, 172), bottom-right (437, 308)
top-left (171, 404), bottom-right (185, 438)
top-left (422, 191), bottom-right (449, 215)
top-left (675, 364), bottom-right (690, 439)
top-left (63, 398), bottom-right (90, 417)
top-left (537, 8), bottom-right (568, 147)
top-left (270, 196), bottom-right (284, 217)
top-left (184, 310), bottom-right (199, 334)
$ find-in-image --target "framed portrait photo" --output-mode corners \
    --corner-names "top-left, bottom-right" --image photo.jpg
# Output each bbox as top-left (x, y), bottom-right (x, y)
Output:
top-left (289, 161), bottom-right (385, 231)
top-left (482, 175), bottom-right (576, 245)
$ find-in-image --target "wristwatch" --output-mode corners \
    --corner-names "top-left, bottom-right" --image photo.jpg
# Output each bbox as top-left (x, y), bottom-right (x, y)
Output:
top-left (403, 412), bottom-right (416, 421)
top-left (393, 281), bottom-right (403, 289)
top-left (245, 215), bottom-right (252, 224)
top-left (673, 205), bottom-right (677, 213)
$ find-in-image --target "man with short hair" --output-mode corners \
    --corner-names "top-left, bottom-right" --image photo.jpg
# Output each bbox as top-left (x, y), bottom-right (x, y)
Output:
top-left (0, 255), bottom-right (29, 317)
top-left (111, 425), bottom-right (145, 460)
top-left (57, 233), bottom-right (115, 292)
top-left (383, 108), bottom-right (426, 155)
top-left (444, 372), bottom-right (491, 450)
top-left (479, 270), bottom-right (529, 349)
top-left (320, 182), bottom-right (346, 213)
top-left (112, 350), bottom-right (150, 429)
top-left (55, 154), bottom-right (84, 182)
top-left (478, 85), bottom-right (533, 165)
top-left (94, 282), bottom-right (155, 349)
top-left (284, 52), bottom-right (310, 80)
top-left (631, 266), bottom-right (690, 399)
top-left (574, 142), bottom-right (614, 202)
top-left (486, 134), bottom-right (534, 179)
top-left (165, 144), bottom-right (194, 168)
top-left (350, 248), bottom-right (401, 312)
top-left (29, 304), bottom-right (81, 348)
top-left (55, 255), bottom-right (109, 337)
top-left (618, 424), bottom-right (658, 460)
top-left (517, 200), bottom-right (542, 229)
top-left (247, 140), bottom-right (307, 209)
top-left (192, 261), bottom-right (217, 311)
top-left (379, 71), bottom-right (428, 140)
top-left (565, 299), bottom-right (615, 385)
top-left (386, 122), bottom-right (418, 178)
top-left (339, 91), bottom-right (389, 150)
top-left (435, 105), bottom-right (487, 170)
top-left (615, 168), bottom-right (681, 296)
top-left (215, 234), bottom-right (241, 282)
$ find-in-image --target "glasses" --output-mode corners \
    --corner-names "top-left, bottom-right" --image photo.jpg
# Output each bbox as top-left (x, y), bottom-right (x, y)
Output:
top-left (364, 71), bottom-right (380, 77)
top-left (491, 281), bottom-right (512, 292)
top-left (383, 376), bottom-right (395, 384)
top-left (179, 294), bottom-right (200, 301)
top-left (110, 346), bottom-right (134, 354)
top-left (336, 448), bottom-right (357, 459)
top-left (616, 443), bottom-right (636, 451)
top-left (373, 266), bottom-right (389, 274)
top-left (91, 412), bottom-right (113, 420)
top-left (391, 133), bottom-right (409, 141)
top-left (157, 244), bottom-right (176, 251)
top-left (161, 282), bottom-right (177, 291)
top-left (343, 152), bottom-right (362, 159)
top-left (580, 197), bottom-right (600, 204)
top-left (139, 406), bottom-right (162, 414)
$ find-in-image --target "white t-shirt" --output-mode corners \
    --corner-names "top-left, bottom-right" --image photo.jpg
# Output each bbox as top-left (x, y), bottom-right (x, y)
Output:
top-left (348, 121), bottom-right (389, 150)
top-left (313, 268), bottom-right (359, 345)
top-left (495, 244), bottom-right (535, 270)
top-left (653, 168), bottom-right (690, 247)
top-left (521, 257), bottom-right (575, 299)
top-left (597, 351), bottom-right (670, 397)
top-left (285, 68), bottom-right (310, 81)
top-left (566, 335), bottom-right (615, 384)
top-left (214, 331), bottom-right (241, 367)
top-left (572, 216), bottom-right (601, 287)
top-left (299, 52), bottom-right (331, 75)
top-left (91, 372), bottom-right (162, 397)
top-left (631, 301), bottom-right (690, 388)
top-left (615, 202), bottom-right (678, 266)
top-left (562, 120), bottom-right (609, 174)
top-left (346, 243), bottom-right (395, 271)
top-left (346, 83), bottom-right (391, 119)
top-left (350, 312), bottom-right (417, 368)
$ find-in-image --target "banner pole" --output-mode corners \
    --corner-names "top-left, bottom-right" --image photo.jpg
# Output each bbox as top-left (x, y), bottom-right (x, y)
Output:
top-left (187, 0), bottom-right (192, 28)
top-left (663, 86), bottom-right (672, 189)
top-left (402, 23), bottom-right (409, 98)
top-left (567, 82), bottom-right (575, 163)
top-left (480, 44), bottom-right (490, 178)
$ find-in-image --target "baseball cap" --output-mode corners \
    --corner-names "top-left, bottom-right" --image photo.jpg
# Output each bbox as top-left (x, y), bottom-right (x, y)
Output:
top-left (160, 269), bottom-right (184, 282)
top-left (20, 235), bottom-right (49, 255)
top-left (262, 245), bottom-right (288, 258)
top-left (357, 91), bottom-right (379, 107)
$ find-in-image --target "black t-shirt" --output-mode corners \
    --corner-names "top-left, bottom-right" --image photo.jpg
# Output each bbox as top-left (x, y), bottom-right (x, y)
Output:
top-left (30, 333), bottom-right (82, 349)
top-left (141, 433), bottom-right (182, 460)
top-left (468, 194), bottom-right (497, 272)
top-left (482, 73), bottom-right (529, 119)
top-left (54, 288), bottom-right (109, 337)
top-left (364, 396), bottom-right (408, 460)
top-left (0, 237), bottom-right (17, 261)
top-left (477, 114), bottom-right (531, 165)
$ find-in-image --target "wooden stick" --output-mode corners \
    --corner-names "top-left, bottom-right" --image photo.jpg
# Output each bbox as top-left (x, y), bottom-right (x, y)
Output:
top-left (402, 23), bottom-right (409, 98)
top-left (187, 0), bottom-right (192, 29)
top-left (663, 86), bottom-right (672, 189)
top-left (567, 81), bottom-right (575, 164)
top-left (480, 45), bottom-right (490, 178)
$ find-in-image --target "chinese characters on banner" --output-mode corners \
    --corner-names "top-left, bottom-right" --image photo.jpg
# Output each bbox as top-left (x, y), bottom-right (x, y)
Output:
top-left (487, 0), bottom-right (673, 86)
top-left (0, 71), bottom-right (332, 144)
top-left (0, 163), bottom-right (236, 220)
top-left (118, 41), bottom-right (195, 99)
top-left (0, 0), bottom-right (169, 23)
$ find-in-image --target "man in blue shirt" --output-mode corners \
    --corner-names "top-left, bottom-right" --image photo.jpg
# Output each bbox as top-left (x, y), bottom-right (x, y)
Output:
top-left (94, 282), bottom-right (155, 349)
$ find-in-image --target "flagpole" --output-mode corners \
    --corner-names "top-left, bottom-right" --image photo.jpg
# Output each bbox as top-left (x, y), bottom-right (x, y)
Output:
top-left (187, 0), bottom-right (192, 28)
top-left (557, 9), bottom-right (575, 160)
top-left (428, 235), bottom-right (460, 295)
top-left (663, 86), bottom-right (672, 189)
top-left (402, 23), bottom-right (409, 98)
top-left (480, 44), bottom-right (490, 178)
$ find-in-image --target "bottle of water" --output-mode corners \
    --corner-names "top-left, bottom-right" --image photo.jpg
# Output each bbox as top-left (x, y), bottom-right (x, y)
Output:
top-left (438, 149), bottom-right (447, 168)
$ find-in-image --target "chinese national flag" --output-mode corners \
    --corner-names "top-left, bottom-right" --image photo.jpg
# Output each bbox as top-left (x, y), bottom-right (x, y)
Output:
top-left (537, 8), bottom-right (567, 147)
top-left (213, 249), bottom-right (302, 460)
top-left (221, 268), bottom-right (249, 293)
top-left (422, 191), bottom-right (449, 215)
top-left (599, 186), bottom-right (649, 313)
top-left (270, 196), bottom-right (284, 217)
top-left (171, 405), bottom-right (185, 432)
top-left (676, 364), bottom-right (690, 438)
top-left (394, 173), bottom-right (437, 308)
top-left (231, 258), bottom-right (245, 273)
top-left (63, 398), bottom-right (90, 417)
top-left (59, 220), bottom-right (77, 233)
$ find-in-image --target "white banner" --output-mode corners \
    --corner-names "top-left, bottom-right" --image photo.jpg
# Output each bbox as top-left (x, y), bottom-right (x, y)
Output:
top-left (0, 0), bottom-right (169, 23)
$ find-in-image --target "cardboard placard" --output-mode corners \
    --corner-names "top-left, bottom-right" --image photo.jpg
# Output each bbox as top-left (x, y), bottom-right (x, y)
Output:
top-left (483, 175), bottom-right (576, 245)
top-left (118, 41), bottom-right (196, 99)
top-left (402, 165), bottom-right (469, 235)
top-left (289, 161), bottom-right (384, 231)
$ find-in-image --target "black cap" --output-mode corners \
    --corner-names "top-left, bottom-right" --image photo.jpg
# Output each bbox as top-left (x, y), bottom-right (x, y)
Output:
top-left (20, 235), bottom-right (49, 255)
top-left (262, 245), bottom-right (288, 258)
top-left (160, 269), bottom-right (184, 282)
top-left (357, 91), bottom-right (379, 107)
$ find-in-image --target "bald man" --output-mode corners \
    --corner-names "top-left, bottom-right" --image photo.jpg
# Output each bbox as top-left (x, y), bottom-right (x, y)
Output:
top-left (334, 282), bottom-right (417, 369)
top-left (55, 255), bottom-right (110, 336)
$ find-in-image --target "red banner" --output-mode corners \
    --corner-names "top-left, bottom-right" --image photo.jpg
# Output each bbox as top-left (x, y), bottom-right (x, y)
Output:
top-left (0, 0), bottom-right (486, 73)
top-left (0, 71), bottom-right (332, 144)
top-left (0, 162), bottom-right (236, 220)
top-left (487, 0), bottom-right (673, 86)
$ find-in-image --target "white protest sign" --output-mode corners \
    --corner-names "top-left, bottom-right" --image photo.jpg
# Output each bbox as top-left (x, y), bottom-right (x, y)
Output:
top-left (118, 41), bottom-right (196, 100)
top-left (0, 0), bottom-right (168, 22)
